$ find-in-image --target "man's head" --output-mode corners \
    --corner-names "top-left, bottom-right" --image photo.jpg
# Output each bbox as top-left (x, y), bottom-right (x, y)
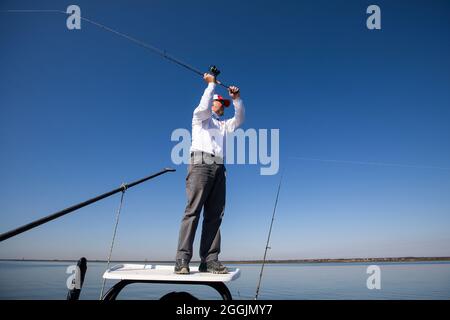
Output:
top-left (212, 94), bottom-right (230, 117)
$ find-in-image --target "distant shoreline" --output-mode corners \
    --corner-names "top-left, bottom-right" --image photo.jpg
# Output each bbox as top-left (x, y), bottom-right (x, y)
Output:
top-left (1, 257), bottom-right (449, 264)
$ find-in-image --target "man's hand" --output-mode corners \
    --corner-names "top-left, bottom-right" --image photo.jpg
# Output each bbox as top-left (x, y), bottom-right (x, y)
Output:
top-left (228, 86), bottom-right (240, 100)
top-left (203, 73), bottom-right (216, 83)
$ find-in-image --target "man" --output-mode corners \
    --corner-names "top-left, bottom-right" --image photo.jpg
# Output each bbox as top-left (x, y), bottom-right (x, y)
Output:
top-left (174, 73), bottom-right (245, 274)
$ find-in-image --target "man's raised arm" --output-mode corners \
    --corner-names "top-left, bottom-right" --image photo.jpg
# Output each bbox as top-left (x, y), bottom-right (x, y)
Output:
top-left (225, 86), bottom-right (245, 132)
top-left (192, 73), bottom-right (216, 124)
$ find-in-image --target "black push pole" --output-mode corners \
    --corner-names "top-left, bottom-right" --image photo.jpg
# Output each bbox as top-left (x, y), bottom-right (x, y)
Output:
top-left (0, 167), bottom-right (176, 242)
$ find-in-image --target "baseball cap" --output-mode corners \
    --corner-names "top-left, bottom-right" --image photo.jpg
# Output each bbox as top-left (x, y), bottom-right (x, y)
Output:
top-left (213, 94), bottom-right (230, 107)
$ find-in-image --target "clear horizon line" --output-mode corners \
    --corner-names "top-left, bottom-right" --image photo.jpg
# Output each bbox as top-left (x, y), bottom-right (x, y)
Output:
top-left (2, 256), bottom-right (450, 262)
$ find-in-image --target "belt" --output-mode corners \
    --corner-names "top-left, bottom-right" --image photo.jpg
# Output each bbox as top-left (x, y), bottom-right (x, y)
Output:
top-left (190, 151), bottom-right (224, 164)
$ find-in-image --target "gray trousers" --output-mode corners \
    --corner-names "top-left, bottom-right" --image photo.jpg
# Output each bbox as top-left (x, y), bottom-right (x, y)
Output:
top-left (176, 152), bottom-right (226, 263)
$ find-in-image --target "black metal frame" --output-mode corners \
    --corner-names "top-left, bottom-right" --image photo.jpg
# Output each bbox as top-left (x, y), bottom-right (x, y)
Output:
top-left (102, 280), bottom-right (233, 301)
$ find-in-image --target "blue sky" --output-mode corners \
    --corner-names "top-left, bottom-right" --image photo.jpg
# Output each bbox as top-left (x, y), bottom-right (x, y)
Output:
top-left (0, 0), bottom-right (449, 261)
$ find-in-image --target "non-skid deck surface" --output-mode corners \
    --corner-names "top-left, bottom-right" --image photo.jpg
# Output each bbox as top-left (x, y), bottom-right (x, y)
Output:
top-left (103, 264), bottom-right (240, 282)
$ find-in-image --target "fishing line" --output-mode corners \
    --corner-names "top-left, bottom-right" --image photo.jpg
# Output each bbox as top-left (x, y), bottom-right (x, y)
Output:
top-left (99, 185), bottom-right (126, 300)
top-left (289, 156), bottom-right (450, 171)
top-left (0, 9), bottom-right (230, 88)
top-left (255, 171), bottom-right (283, 300)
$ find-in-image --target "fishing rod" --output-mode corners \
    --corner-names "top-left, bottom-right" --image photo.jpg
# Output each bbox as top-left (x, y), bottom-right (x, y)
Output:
top-left (0, 168), bottom-right (176, 242)
top-left (255, 172), bottom-right (283, 300)
top-left (0, 9), bottom-right (230, 88)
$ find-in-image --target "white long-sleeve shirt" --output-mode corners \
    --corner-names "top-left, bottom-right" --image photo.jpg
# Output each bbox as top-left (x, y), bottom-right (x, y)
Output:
top-left (190, 82), bottom-right (245, 158)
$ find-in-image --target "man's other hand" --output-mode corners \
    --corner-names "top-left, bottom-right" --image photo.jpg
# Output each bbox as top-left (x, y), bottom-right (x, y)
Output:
top-left (228, 86), bottom-right (240, 100)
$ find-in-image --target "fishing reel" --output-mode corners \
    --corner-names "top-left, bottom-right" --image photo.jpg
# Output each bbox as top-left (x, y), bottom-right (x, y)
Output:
top-left (209, 65), bottom-right (221, 77)
top-left (208, 65), bottom-right (229, 88)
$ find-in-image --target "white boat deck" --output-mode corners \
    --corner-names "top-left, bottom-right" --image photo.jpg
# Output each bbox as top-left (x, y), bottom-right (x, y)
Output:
top-left (103, 264), bottom-right (240, 282)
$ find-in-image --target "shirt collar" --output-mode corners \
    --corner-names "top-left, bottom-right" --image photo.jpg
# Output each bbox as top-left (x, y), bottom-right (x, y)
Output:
top-left (212, 111), bottom-right (220, 120)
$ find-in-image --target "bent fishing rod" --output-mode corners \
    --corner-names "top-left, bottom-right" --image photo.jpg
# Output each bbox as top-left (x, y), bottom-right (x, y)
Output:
top-left (0, 9), bottom-right (230, 88)
top-left (255, 172), bottom-right (283, 300)
top-left (0, 168), bottom-right (175, 242)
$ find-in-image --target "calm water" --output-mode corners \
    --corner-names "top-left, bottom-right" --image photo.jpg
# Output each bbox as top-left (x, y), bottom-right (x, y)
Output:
top-left (0, 261), bottom-right (449, 300)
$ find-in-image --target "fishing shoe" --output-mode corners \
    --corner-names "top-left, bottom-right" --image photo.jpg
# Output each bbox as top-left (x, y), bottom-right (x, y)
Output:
top-left (198, 260), bottom-right (229, 274)
top-left (174, 259), bottom-right (190, 274)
